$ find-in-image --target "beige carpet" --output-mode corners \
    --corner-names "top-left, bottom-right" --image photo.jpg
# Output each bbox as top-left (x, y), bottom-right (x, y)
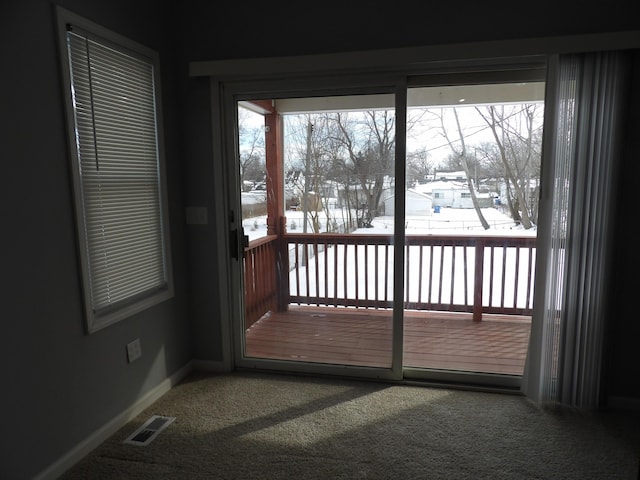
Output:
top-left (61, 371), bottom-right (640, 479)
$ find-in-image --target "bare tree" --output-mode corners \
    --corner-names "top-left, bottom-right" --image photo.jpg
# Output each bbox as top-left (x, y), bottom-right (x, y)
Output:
top-left (437, 108), bottom-right (490, 230)
top-left (285, 113), bottom-right (347, 233)
top-left (332, 110), bottom-right (395, 219)
top-left (475, 104), bottom-right (543, 229)
top-left (406, 147), bottom-right (433, 185)
top-left (237, 106), bottom-right (265, 188)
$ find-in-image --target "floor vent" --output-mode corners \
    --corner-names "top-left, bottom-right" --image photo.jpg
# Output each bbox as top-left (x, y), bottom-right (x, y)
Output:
top-left (123, 415), bottom-right (175, 446)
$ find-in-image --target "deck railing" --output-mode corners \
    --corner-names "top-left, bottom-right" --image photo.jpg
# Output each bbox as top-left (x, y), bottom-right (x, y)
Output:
top-left (243, 233), bottom-right (536, 328)
top-left (243, 235), bottom-right (279, 327)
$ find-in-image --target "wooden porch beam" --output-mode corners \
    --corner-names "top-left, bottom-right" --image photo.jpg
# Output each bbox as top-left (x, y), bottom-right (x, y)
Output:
top-left (264, 109), bottom-right (289, 312)
top-left (264, 110), bottom-right (283, 235)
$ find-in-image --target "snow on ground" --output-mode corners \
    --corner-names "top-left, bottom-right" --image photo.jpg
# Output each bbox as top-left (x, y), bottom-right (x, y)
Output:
top-left (243, 206), bottom-right (536, 241)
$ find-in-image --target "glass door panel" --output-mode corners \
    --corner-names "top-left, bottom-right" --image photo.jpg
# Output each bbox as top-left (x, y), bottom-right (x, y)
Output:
top-left (238, 93), bottom-right (396, 370)
top-left (402, 81), bottom-right (544, 379)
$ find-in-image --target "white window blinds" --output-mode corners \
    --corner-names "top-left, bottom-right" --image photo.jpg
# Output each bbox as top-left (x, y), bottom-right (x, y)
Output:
top-left (64, 26), bottom-right (173, 332)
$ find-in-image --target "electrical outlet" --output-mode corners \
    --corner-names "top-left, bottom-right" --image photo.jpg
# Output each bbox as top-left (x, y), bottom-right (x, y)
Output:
top-left (126, 338), bottom-right (142, 363)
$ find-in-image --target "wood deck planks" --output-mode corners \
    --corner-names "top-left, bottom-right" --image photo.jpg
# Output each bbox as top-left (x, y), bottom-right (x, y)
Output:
top-left (245, 306), bottom-right (531, 374)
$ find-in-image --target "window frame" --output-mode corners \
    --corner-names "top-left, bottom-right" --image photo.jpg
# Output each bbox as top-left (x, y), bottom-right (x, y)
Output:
top-left (56, 7), bottom-right (174, 333)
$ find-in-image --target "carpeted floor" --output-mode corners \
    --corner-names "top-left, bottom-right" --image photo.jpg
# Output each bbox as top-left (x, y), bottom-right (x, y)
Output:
top-left (60, 371), bottom-right (640, 479)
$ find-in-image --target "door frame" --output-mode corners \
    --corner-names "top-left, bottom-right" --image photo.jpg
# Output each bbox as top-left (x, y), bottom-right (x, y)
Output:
top-left (221, 68), bottom-right (545, 389)
top-left (193, 31), bottom-right (640, 390)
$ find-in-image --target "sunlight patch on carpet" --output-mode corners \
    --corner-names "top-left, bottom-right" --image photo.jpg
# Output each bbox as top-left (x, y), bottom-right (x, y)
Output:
top-left (242, 387), bottom-right (452, 447)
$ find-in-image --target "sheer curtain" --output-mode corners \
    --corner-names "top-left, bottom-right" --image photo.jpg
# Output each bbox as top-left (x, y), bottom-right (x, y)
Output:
top-left (523, 50), bottom-right (631, 408)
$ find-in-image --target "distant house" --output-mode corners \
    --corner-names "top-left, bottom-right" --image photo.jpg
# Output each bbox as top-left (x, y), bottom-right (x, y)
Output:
top-left (383, 189), bottom-right (433, 216)
top-left (413, 180), bottom-right (492, 209)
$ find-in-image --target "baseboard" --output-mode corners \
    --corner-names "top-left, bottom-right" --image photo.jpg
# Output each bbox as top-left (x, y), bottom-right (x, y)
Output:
top-left (34, 361), bottom-right (194, 480)
top-left (191, 359), bottom-right (231, 372)
top-left (607, 395), bottom-right (640, 411)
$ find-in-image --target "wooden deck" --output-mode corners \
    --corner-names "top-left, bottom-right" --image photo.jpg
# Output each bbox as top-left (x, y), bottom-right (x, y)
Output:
top-left (245, 305), bottom-right (531, 375)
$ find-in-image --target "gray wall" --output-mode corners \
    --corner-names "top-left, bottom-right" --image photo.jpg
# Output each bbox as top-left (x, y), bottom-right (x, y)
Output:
top-left (606, 50), bottom-right (640, 401)
top-left (1, 1), bottom-right (191, 479)
top-left (1, 0), bottom-right (639, 478)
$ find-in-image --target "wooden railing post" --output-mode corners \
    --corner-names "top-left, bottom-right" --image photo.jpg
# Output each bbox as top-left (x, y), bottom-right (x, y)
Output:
top-left (276, 216), bottom-right (290, 312)
top-left (473, 238), bottom-right (485, 322)
top-left (262, 106), bottom-right (288, 312)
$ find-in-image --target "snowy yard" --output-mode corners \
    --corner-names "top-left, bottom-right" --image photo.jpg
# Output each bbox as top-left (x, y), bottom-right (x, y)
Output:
top-left (243, 206), bottom-right (536, 240)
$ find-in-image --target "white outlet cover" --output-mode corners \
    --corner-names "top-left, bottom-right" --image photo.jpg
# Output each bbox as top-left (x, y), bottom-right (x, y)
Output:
top-left (127, 339), bottom-right (142, 362)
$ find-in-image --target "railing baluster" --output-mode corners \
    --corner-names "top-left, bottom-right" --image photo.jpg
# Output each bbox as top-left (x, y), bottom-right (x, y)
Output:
top-left (364, 242), bottom-right (369, 305)
top-left (333, 240), bottom-right (338, 306)
top-left (501, 245), bottom-right (507, 309)
top-left (405, 244), bottom-right (411, 304)
top-left (295, 241), bottom-right (301, 304)
top-left (256, 244), bottom-right (264, 314)
top-left (462, 244), bottom-right (468, 307)
top-left (489, 245), bottom-right (495, 308)
top-left (244, 248), bottom-right (253, 326)
top-left (526, 245), bottom-right (534, 309)
top-left (324, 239), bottom-right (329, 306)
top-left (473, 239), bottom-right (485, 321)
top-left (354, 243), bottom-right (359, 307)
top-left (303, 243), bottom-right (311, 302)
top-left (428, 245), bottom-right (434, 308)
top-left (449, 243), bottom-right (456, 309)
top-left (343, 242), bottom-right (348, 303)
top-left (417, 245), bottom-right (424, 305)
top-left (514, 246), bottom-right (521, 309)
top-left (313, 241), bottom-right (319, 306)
top-left (384, 244), bottom-right (389, 304)
top-left (438, 244), bottom-right (445, 305)
top-left (374, 243), bottom-right (379, 307)
top-left (269, 242), bottom-right (277, 311)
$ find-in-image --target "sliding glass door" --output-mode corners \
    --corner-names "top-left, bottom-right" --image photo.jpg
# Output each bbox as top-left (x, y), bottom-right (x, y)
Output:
top-left (228, 67), bottom-right (546, 388)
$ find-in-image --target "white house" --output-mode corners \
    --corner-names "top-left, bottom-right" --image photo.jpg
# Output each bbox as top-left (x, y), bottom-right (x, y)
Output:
top-left (383, 189), bottom-right (433, 216)
top-left (414, 180), bottom-right (464, 208)
top-left (413, 180), bottom-right (492, 209)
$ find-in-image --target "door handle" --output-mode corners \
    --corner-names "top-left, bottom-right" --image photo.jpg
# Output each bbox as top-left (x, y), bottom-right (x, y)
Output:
top-left (230, 227), bottom-right (250, 259)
